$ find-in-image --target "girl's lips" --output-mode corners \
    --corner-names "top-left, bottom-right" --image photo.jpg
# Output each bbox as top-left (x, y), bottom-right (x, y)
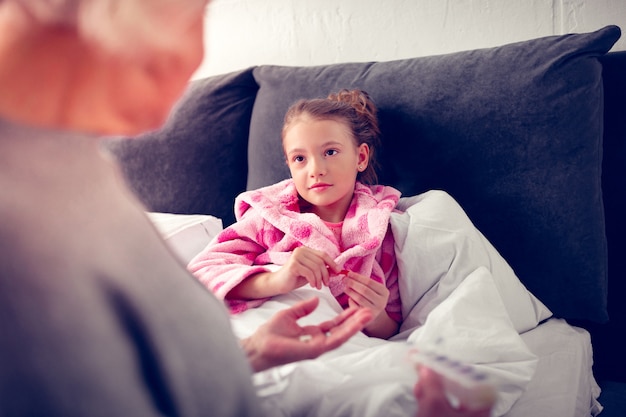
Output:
top-left (309, 183), bottom-right (331, 191)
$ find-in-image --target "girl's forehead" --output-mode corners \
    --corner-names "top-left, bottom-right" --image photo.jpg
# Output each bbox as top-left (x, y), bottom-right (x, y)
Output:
top-left (288, 115), bottom-right (348, 129)
top-left (284, 118), bottom-right (353, 142)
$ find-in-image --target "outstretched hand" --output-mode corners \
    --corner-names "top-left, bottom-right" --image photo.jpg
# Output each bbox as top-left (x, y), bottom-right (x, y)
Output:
top-left (241, 297), bottom-right (372, 372)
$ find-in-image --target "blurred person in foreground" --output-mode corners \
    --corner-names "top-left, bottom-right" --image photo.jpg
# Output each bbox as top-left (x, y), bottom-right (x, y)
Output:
top-left (0, 1), bottom-right (492, 416)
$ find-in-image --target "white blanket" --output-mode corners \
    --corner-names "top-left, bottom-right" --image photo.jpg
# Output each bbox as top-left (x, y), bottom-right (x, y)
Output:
top-left (229, 190), bottom-right (555, 417)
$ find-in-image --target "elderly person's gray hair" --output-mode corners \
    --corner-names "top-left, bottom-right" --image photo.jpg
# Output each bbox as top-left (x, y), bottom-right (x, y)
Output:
top-left (7, 0), bottom-right (208, 58)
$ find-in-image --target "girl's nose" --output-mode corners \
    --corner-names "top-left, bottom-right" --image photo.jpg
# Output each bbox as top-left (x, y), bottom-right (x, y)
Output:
top-left (309, 156), bottom-right (326, 177)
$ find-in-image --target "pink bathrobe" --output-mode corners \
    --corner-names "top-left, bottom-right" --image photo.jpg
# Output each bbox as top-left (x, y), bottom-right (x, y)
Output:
top-left (188, 179), bottom-right (402, 321)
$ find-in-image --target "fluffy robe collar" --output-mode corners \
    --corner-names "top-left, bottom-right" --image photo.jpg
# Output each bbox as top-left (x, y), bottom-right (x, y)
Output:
top-left (235, 179), bottom-right (401, 293)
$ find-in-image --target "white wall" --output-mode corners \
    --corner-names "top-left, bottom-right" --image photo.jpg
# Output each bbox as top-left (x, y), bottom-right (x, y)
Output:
top-left (193, 0), bottom-right (626, 79)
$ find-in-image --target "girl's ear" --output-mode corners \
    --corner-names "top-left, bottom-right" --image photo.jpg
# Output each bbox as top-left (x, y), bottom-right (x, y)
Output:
top-left (357, 143), bottom-right (370, 170)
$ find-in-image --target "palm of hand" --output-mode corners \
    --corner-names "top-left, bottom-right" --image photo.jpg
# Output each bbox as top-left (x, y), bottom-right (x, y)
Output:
top-left (244, 297), bottom-right (372, 372)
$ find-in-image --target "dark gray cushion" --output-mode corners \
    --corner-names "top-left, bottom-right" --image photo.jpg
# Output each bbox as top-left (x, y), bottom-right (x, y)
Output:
top-left (102, 68), bottom-right (258, 226)
top-left (248, 26), bottom-right (621, 322)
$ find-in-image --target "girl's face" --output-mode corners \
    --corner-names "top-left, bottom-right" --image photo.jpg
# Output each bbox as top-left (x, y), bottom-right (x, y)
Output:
top-left (283, 117), bottom-right (369, 223)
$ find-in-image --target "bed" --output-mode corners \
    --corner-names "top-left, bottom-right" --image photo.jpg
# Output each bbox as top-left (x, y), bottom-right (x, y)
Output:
top-left (147, 193), bottom-right (600, 417)
top-left (104, 25), bottom-right (625, 416)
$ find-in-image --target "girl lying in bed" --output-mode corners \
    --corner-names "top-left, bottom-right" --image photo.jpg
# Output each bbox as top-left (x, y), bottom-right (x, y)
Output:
top-left (189, 89), bottom-right (402, 339)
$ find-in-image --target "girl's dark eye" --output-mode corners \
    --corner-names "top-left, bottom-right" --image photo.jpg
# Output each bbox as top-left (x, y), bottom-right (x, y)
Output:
top-left (325, 149), bottom-right (338, 156)
top-left (293, 156), bottom-right (304, 163)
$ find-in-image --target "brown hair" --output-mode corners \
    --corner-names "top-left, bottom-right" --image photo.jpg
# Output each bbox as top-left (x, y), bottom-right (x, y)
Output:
top-left (282, 89), bottom-right (381, 185)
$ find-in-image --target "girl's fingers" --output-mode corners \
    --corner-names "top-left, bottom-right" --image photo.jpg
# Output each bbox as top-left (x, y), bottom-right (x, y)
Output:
top-left (309, 250), bottom-right (336, 287)
top-left (346, 275), bottom-right (385, 298)
top-left (305, 247), bottom-right (338, 272)
top-left (322, 255), bottom-right (340, 274)
top-left (345, 271), bottom-right (383, 288)
top-left (298, 249), bottom-right (335, 289)
top-left (345, 288), bottom-right (368, 309)
top-left (344, 274), bottom-right (388, 311)
top-left (291, 251), bottom-right (323, 289)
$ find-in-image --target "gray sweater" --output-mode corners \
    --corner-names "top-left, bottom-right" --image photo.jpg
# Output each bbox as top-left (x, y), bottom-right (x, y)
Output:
top-left (0, 118), bottom-right (261, 417)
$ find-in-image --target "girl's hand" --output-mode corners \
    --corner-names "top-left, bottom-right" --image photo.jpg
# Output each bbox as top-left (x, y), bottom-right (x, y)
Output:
top-left (226, 247), bottom-right (338, 300)
top-left (273, 247), bottom-right (339, 292)
top-left (343, 270), bottom-right (398, 339)
top-left (343, 271), bottom-right (389, 319)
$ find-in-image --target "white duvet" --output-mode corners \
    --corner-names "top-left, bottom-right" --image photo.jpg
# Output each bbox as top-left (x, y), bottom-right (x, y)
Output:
top-left (227, 190), bottom-right (555, 417)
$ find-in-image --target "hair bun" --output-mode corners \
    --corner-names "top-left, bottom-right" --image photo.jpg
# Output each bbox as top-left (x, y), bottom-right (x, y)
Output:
top-left (328, 89), bottom-right (377, 118)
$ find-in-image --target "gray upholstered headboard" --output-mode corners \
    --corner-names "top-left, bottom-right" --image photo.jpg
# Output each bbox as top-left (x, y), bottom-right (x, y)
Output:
top-left (103, 69), bottom-right (258, 226)
top-left (102, 26), bottom-right (621, 331)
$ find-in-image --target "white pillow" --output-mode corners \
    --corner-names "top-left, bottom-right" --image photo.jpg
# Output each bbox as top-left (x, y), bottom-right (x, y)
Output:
top-left (390, 190), bottom-right (552, 334)
top-left (147, 212), bottom-right (223, 264)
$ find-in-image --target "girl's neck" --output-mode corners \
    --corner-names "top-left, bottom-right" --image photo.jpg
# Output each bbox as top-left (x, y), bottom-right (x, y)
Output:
top-left (299, 198), bottom-right (350, 224)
